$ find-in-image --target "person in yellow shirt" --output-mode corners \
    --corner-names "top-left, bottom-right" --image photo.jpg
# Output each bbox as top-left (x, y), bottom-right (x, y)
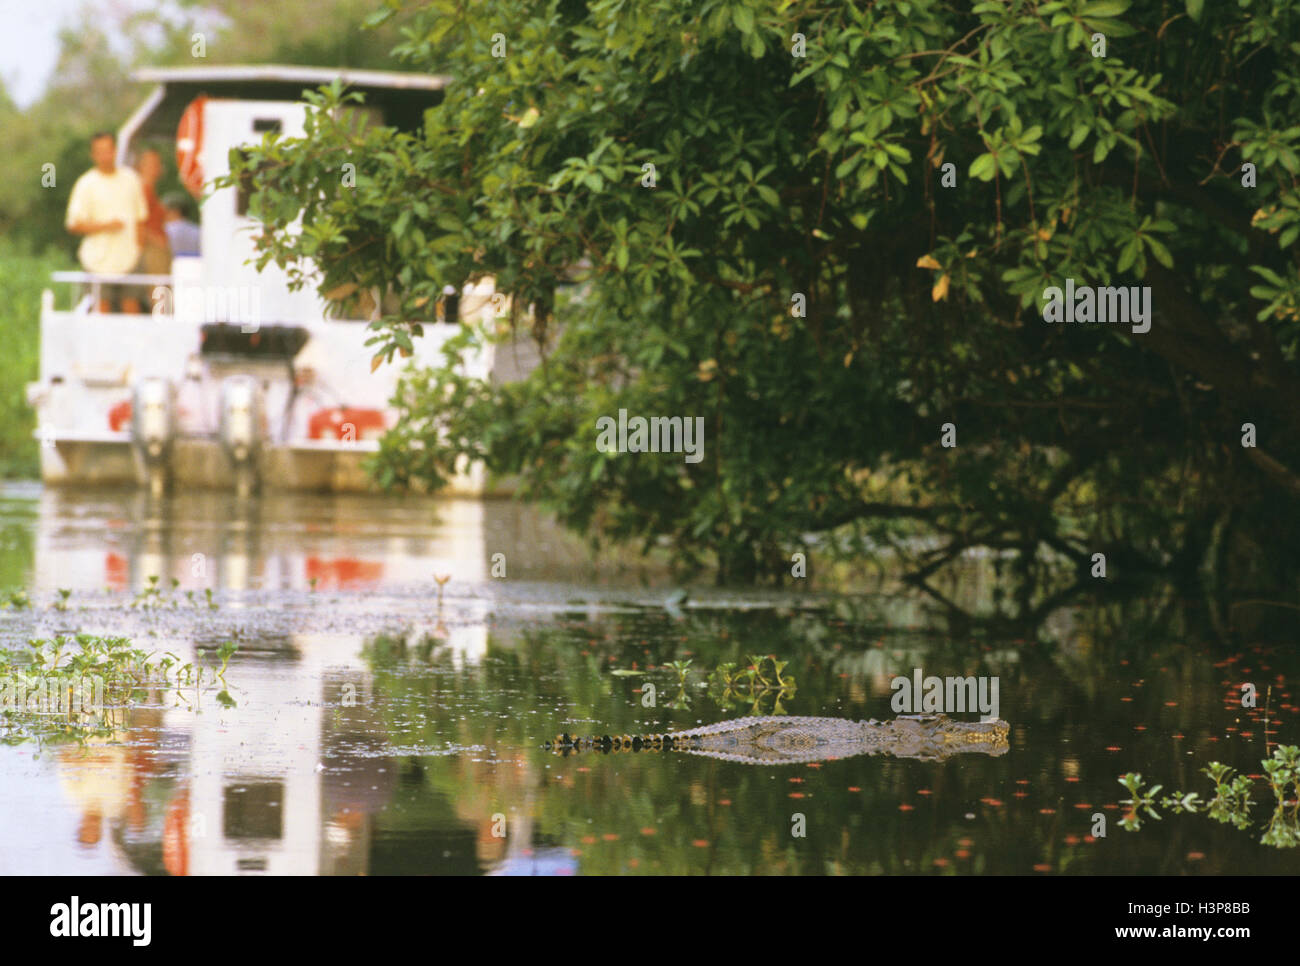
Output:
top-left (65, 131), bottom-right (148, 313)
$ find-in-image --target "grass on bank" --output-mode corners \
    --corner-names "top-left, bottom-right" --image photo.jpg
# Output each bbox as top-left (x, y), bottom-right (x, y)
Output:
top-left (0, 243), bottom-right (70, 478)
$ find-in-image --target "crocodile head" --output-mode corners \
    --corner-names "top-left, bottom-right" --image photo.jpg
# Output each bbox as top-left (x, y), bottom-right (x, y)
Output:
top-left (880, 714), bottom-right (1010, 759)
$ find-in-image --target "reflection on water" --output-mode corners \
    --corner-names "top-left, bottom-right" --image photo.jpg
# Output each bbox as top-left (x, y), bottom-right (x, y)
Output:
top-left (0, 483), bottom-right (1298, 875)
top-left (5, 484), bottom-right (670, 596)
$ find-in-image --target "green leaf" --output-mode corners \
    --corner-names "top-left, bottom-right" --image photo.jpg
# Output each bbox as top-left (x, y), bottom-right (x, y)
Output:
top-left (362, 7), bottom-right (396, 28)
top-left (1145, 237), bottom-right (1174, 269)
top-left (969, 153), bottom-right (997, 181)
top-left (1186, 0), bottom-right (1204, 21)
top-left (1082, 1), bottom-right (1131, 16)
top-left (733, 5), bottom-right (755, 34)
top-left (1118, 238), bottom-right (1139, 273)
top-left (883, 142), bottom-right (912, 163)
top-left (1083, 16), bottom-right (1138, 36)
top-left (1251, 266), bottom-right (1286, 286)
top-left (790, 63), bottom-right (821, 86)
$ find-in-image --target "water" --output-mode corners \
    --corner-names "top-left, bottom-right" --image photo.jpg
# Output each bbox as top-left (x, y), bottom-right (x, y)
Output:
top-left (1, 483), bottom-right (1297, 874)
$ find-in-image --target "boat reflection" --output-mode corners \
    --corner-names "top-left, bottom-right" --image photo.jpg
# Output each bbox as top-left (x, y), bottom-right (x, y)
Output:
top-left (18, 491), bottom-right (584, 874)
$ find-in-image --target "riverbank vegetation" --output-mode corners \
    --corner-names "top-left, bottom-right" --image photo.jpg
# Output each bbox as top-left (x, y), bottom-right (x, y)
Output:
top-left (0, 244), bottom-right (66, 477)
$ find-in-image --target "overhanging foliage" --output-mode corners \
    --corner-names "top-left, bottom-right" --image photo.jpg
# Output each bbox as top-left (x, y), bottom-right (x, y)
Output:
top-left (228, 0), bottom-right (1300, 586)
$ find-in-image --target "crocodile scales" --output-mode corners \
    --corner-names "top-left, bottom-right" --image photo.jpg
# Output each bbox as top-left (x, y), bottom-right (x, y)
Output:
top-left (544, 714), bottom-right (1010, 764)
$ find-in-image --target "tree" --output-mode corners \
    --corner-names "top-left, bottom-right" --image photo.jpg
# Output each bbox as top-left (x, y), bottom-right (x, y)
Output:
top-left (230, 0), bottom-right (1300, 590)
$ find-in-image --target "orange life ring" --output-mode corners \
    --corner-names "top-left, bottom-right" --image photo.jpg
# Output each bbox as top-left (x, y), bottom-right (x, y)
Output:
top-left (176, 96), bottom-right (207, 198)
top-left (108, 399), bottom-right (132, 432)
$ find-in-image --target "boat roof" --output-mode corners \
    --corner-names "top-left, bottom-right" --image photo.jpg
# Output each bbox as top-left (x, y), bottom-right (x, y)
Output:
top-left (133, 64), bottom-right (449, 91)
top-left (125, 64), bottom-right (449, 140)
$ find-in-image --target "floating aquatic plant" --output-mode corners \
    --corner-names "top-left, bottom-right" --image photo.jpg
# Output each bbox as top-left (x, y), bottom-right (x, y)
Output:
top-left (608, 655), bottom-right (797, 715)
top-left (1118, 745), bottom-right (1298, 847)
top-left (0, 634), bottom-right (240, 747)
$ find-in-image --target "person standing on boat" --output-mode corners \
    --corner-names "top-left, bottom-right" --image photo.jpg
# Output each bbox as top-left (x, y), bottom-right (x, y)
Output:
top-left (161, 193), bottom-right (201, 257)
top-left (65, 131), bottom-right (147, 314)
top-left (133, 148), bottom-right (172, 310)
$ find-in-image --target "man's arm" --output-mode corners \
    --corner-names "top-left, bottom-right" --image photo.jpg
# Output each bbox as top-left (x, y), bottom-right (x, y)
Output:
top-left (67, 218), bottom-right (125, 236)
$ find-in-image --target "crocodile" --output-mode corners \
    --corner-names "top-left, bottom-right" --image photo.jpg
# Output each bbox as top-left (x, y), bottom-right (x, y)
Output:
top-left (544, 714), bottom-right (1010, 765)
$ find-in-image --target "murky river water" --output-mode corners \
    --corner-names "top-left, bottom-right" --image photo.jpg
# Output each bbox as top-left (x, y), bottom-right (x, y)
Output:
top-left (1, 482), bottom-right (1297, 875)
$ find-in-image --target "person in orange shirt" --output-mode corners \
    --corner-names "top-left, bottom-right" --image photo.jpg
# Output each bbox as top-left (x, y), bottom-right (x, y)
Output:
top-left (134, 148), bottom-right (172, 310)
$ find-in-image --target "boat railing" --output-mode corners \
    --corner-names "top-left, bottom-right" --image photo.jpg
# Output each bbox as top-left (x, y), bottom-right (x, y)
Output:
top-left (49, 270), bottom-right (176, 315)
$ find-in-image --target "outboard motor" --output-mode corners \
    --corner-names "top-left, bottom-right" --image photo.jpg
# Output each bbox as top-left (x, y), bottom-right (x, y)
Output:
top-left (219, 375), bottom-right (265, 497)
top-left (131, 377), bottom-right (174, 497)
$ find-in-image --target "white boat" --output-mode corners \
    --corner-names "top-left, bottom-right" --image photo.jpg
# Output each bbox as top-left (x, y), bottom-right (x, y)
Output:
top-left (28, 65), bottom-right (538, 495)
